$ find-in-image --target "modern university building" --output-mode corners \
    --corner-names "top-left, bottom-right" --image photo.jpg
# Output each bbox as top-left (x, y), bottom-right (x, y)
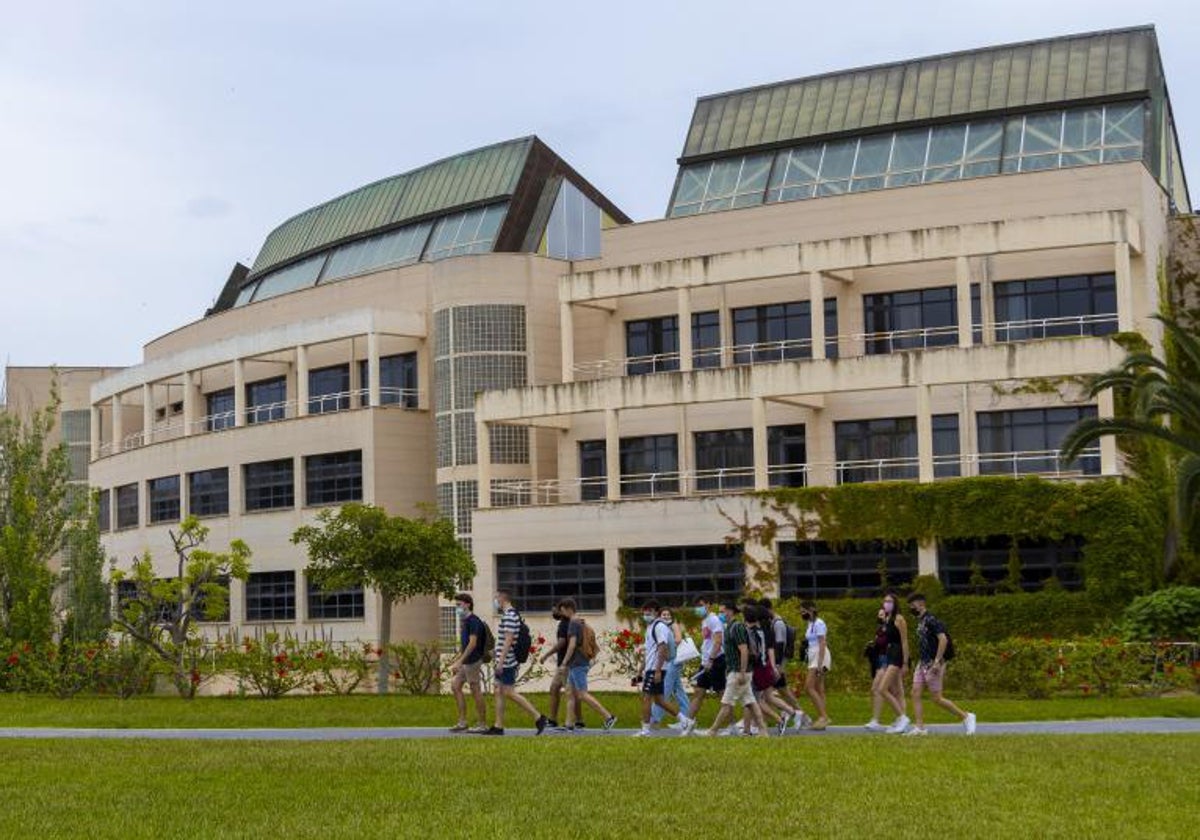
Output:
top-left (26, 25), bottom-right (1192, 646)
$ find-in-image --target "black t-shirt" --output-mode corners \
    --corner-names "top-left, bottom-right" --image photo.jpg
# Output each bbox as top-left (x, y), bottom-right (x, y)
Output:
top-left (917, 612), bottom-right (948, 664)
top-left (461, 613), bottom-right (485, 664)
top-left (554, 618), bottom-right (570, 666)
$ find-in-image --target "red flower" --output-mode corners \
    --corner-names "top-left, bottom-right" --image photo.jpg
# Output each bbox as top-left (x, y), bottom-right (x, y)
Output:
top-left (536, 636), bottom-right (546, 645)
top-left (314, 651), bottom-right (326, 660)
top-left (85, 649), bottom-right (98, 661)
top-left (276, 669), bottom-right (288, 678)
top-left (374, 648), bottom-right (384, 657)
top-left (1080, 683), bottom-right (1092, 695)
top-left (619, 629), bottom-right (632, 638)
top-left (273, 653), bottom-right (288, 664)
top-left (313, 683), bottom-right (324, 693)
top-left (5, 654), bottom-right (18, 666)
top-left (190, 670), bottom-right (201, 685)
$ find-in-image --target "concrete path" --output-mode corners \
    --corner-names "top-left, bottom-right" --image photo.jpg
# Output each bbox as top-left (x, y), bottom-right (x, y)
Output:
top-left (0, 717), bottom-right (1196, 740)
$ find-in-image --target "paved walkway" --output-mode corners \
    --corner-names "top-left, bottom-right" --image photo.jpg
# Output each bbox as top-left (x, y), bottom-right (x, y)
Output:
top-left (0, 717), bottom-right (1196, 740)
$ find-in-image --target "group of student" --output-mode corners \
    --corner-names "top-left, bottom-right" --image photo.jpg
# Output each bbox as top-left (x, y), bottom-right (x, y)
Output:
top-left (445, 587), bottom-right (975, 737)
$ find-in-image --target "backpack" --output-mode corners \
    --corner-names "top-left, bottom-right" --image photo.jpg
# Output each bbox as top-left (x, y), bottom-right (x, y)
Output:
top-left (513, 612), bottom-right (533, 664)
top-left (479, 620), bottom-right (495, 661)
top-left (649, 619), bottom-right (677, 663)
top-left (580, 620), bottom-right (599, 661)
top-left (775, 617), bottom-right (798, 661)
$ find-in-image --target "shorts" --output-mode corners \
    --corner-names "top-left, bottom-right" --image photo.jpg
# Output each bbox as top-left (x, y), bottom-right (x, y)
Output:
top-left (452, 661), bottom-right (482, 687)
top-left (567, 664), bottom-right (590, 691)
top-left (720, 672), bottom-right (757, 707)
top-left (875, 653), bottom-right (901, 671)
top-left (807, 646), bottom-right (832, 671)
top-left (694, 656), bottom-right (727, 693)
top-left (496, 664), bottom-right (518, 686)
top-left (641, 671), bottom-right (666, 696)
top-left (913, 662), bottom-right (944, 694)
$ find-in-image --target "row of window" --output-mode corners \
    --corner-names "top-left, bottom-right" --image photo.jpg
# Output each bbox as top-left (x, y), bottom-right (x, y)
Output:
top-left (115, 572), bottom-right (365, 622)
top-left (622, 273), bottom-right (1116, 372)
top-left (203, 354), bottom-right (417, 430)
top-left (97, 450), bottom-right (363, 531)
top-left (496, 537), bottom-right (1082, 609)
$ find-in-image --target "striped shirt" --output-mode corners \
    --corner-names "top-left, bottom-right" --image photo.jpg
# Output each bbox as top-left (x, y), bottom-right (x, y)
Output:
top-left (496, 606), bottom-right (521, 668)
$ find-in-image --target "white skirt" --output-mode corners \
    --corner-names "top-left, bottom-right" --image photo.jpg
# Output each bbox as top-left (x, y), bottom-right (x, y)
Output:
top-left (807, 645), bottom-right (832, 671)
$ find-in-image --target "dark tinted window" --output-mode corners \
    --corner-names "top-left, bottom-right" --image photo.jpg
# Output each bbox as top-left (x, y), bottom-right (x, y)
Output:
top-left (148, 475), bottom-right (180, 524)
top-left (780, 540), bottom-right (917, 598)
top-left (625, 316), bottom-right (679, 374)
top-left (245, 571), bottom-right (296, 621)
top-left (188, 468), bottom-right (229, 517)
top-left (496, 551), bottom-right (606, 613)
top-left (622, 544), bottom-right (743, 607)
top-left (305, 451), bottom-right (363, 505)
top-left (244, 459), bottom-right (294, 511)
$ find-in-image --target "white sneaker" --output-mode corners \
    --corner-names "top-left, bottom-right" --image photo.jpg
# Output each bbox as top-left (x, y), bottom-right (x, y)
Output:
top-left (666, 721), bottom-right (684, 731)
top-left (727, 724), bottom-right (741, 736)
top-left (964, 712), bottom-right (977, 735)
top-left (677, 715), bottom-right (696, 735)
top-left (904, 727), bottom-right (928, 737)
top-left (863, 720), bottom-right (886, 732)
top-left (886, 715), bottom-right (911, 734)
top-left (633, 728), bottom-right (653, 738)
top-left (795, 712), bottom-right (812, 731)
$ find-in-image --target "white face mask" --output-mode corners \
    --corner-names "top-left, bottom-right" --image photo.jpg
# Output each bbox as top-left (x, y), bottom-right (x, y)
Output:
top-left (492, 599), bottom-right (501, 612)
top-left (641, 613), bottom-right (655, 624)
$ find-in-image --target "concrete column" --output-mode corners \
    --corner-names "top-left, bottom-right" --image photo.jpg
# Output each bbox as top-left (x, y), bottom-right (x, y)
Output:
top-left (141, 383), bottom-right (153, 446)
top-left (808, 272), bottom-right (826, 360)
top-left (960, 384), bottom-right (977, 478)
top-left (476, 419), bottom-right (491, 508)
top-left (292, 456), bottom-right (303, 509)
top-left (677, 287), bottom-right (693, 372)
top-left (752, 397), bottom-right (769, 490)
top-left (917, 384), bottom-right (934, 483)
top-left (604, 408), bottom-right (620, 500)
top-left (180, 467), bottom-right (191, 519)
top-left (89, 405), bottom-right (101, 460)
top-left (296, 345), bottom-right (309, 417)
top-left (348, 338), bottom-right (363, 409)
top-left (979, 257), bottom-right (996, 345)
top-left (718, 285), bottom-right (733, 368)
top-left (233, 359), bottom-right (246, 427)
top-left (603, 547), bottom-right (622, 616)
top-left (1114, 241), bottom-right (1134, 332)
top-left (366, 333), bottom-right (381, 408)
top-left (110, 394), bottom-right (123, 452)
top-left (560, 302), bottom-right (575, 383)
top-left (808, 411), bottom-right (836, 486)
top-left (1097, 389), bottom-right (1118, 475)
top-left (181, 371), bottom-right (196, 436)
top-left (676, 405), bottom-right (691, 493)
top-left (955, 256), bottom-right (973, 348)
top-left (917, 539), bottom-right (939, 578)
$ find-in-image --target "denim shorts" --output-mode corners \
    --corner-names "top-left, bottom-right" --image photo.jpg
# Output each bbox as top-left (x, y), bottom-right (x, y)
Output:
top-left (496, 664), bottom-right (518, 686)
top-left (567, 664), bottom-right (590, 691)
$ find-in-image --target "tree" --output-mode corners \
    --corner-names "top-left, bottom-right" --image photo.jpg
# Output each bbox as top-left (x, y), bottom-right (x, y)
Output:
top-left (111, 517), bottom-right (249, 698)
top-left (59, 493), bottom-right (112, 644)
top-left (1061, 315), bottom-right (1200, 579)
top-left (0, 379), bottom-right (71, 646)
top-left (292, 503), bottom-right (475, 694)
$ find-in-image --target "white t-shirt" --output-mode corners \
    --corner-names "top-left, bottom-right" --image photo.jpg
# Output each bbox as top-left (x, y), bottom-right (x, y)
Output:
top-left (699, 613), bottom-right (724, 663)
top-left (644, 619), bottom-right (672, 673)
top-left (805, 618), bottom-right (827, 652)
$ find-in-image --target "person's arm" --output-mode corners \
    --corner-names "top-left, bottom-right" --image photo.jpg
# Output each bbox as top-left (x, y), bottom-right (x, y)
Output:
top-left (562, 633), bottom-right (579, 666)
top-left (737, 640), bottom-right (750, 678)
top-left (450, 632), bottom-right (477, 671)
top-left (896, 614), bottom-right (910, 669)
top-left (934, 632), bottom-right (948, 669)
top-left (708, 626), bottom-right (723, 668)
top-left (540, 635), bottom-right (565, 665)
top-left (496, 624), bottom-right (514, 672)
top-left (817, 624), bottom-right (827, 672)
top-left (654, 625), bottom-right (669, 676)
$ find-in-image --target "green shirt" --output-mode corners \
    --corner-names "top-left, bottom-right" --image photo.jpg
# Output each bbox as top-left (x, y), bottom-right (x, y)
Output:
top-left (723, 620), bottom-right (750, 673)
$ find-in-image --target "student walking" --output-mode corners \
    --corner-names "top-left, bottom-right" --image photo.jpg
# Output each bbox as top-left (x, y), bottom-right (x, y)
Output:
top-left (906, 593), bottom-right (976, 736)
top-left (556, 598), bottom-right (618, 732)
top-left (484, 590), bottom-right (549, 736)
top-left (800, 600), bottom-right (830, 730)
top-left (745, 603), bottom-right (797, 735)
top-left (447, 593), bottom-right (489, 733)
top-left (864, 591), bottom-right (911, 734)
top-left (684, 595), bottom-right (725, 723)
top-left (650, 607), bottom-right (693, 730)
top-left (636, 600), bottom-right (695, 737)
top-left (699, 602), bottom-right (767, 737)
top-left (762, 598), bottom-right (806, 733)
top-left (538, 605), bottom-right (581, 731)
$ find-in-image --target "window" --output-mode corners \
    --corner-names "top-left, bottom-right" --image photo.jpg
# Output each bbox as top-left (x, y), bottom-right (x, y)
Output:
top-left (933, 414), bottom-right (961, 478)
top-left (147, 475), bottom-right (180, 524)
top-left (250, 255), bottom-right (327, 304)
top-left (625, 316), bottom-right (678, 374)
top-left (732, 300), bottom-right (838, 363)
top-left (939, 536), bottom-right (1083, 593)
top-left (545, 181), bottom-right (602, 260)
top-left (670, 153), bottom-right (773, 216)
top-left (620, 435), bottom-right (678, 496)
top-left (692, 311), bottom-right (722, 369)
top-left (862, 286), bottom-right (958, 353)
top-left (245, 571), bottom-right (296, 621)
top-left (693, 429), bottom-right (753, 491)
top-left (835, 418), bottom-right (918, 483)
top-left (192, 575), bottom-right (230, 622)
top-left (976, 407), bottom-right (1099, 475)
top-left (97, 489), bottom-right (111, 533)
top-left (496, 550), bottom-right (606, 613)
top-left (243, 459), bottom-right (294, 511)
top-left (318, 222), bottom-right (431, 282)
top-left (206, 388), bottom-right (235, 432)
top-left (246, 376), bottom-right (287, 424)
top-left (768, 424), bottom-right (807, 487)
top-left (307, 578), bottom-right (365, 620)
top-left (993, 273), bottom-right (1117, 341)
top-left (579, 440), bottom-right (606, 501)
top-left (423, 203), bottom-right (507, 261)
top-left (1001, 103), bottom-right (1145, 173)
top-left (780, 540), bottom-right (917, 598)
top-left (115, 483), bottom-right (138, 529)
top-left (305, 451), bottom-right (363, 505)
top-left (308, 364), bottom-right (349, 414)
top-left (188, 468), bottom-right (229, 517)
top-left (359, 353), bottom-right (418, 407)
top-left (622, 545), bottom-right (743, 606)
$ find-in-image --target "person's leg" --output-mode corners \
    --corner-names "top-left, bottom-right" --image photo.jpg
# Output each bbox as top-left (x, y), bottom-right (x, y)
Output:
top-left (507, 685), bottom-right (543, 721)
top-left (911, 670), bottom-right (926, 729)
top-left (641, 687), bottom-right (653, 727)
top-left (546, 668), bottom-right (565, 724)
top-left (882, 666), bottom-right (906, 717)
top-left (670, 664), bottom-right (690, 711)
top-left (804, 670), bottom-right (825, 720)
top-left (493, 683), bottom-right (507, 729)
top-left (869, 667), bottom-right (887, 721)
top-left (564, 685), bottom-right (579, 728)
top-left (654, 694), bottom-right (680, 717)
top-left (451, 671), bottom-right (467, 725)
top-left (581, 689), bottom-right (611, 720)
top-left (469, 678), bottom-right (487, 725)
top-left (707, 703), bottom-right (733, 733)
top-left (812, 671), bottom-right (828, 721)
top-left (746, 701), bottom-right (769, 737)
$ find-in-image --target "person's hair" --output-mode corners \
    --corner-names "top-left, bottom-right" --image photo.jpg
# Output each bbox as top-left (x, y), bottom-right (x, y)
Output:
top-left (496, 589), bottom-right (512, 604)
top-left (721, 601), bottom-right (740, 614)
top-left (801, 600), bottom-right (818, 616)
top-left (758, 597), bottom-right (772, 610)
top-left (907, 592), bottom-right (927, 604)
top-left (743, 604), bottom-right (764, 623)
top-left (883, 589), bottom-right (899, 602)
top-left (694, 594), bottom-right (712, 606)
top-left (454, 593), bottom-right (474, 609)
top-left (641, 599), bottom-right (660, 613)
top-left (556, 597), bottom-right (577, 612)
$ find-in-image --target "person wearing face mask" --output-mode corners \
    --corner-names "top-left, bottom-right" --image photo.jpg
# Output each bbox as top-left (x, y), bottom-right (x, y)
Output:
top-left (799, 601), bottom-right (830, 731)
top-left (537, 605), bottom-right (581, 732)
top-left (447, 593), bottom-right (489, 733)
top-left (635, 600), bottom-right (695, 737)
top-left (682, 595), bottom-right (725, 729)
top-left (864, 590), bottom-right (911, 734)
top-left (650, 607), bottom-right (692, 730)
top-left (698, 601), bottom-right (767, 738)
top-left (906, 593), bottom-right (975, 736)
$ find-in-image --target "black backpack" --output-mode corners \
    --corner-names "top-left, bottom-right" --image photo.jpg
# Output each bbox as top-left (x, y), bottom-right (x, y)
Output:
top-left (513, 613), bottom-right (533, 664)
top-left (778, 618), bottom-right (798, 661)
top-left (479, 621), bottom-right (496, 661)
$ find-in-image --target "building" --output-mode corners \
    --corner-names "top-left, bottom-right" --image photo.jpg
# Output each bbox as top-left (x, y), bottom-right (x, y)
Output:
top-left (45, 25), bottom-right (1194, 645)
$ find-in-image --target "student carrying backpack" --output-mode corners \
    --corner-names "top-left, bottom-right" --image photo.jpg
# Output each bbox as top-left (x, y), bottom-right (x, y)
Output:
top-left (513, 611), bottom-right (533, 664)
top-left (580, 619), bottom-right (600, 661)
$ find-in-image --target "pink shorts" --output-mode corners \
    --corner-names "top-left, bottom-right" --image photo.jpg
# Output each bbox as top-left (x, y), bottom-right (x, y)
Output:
top-left (913, 663), bottom-right (944, 694)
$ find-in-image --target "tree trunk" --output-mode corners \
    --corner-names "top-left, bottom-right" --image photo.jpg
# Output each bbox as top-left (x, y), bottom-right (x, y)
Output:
top-left (376, 595), bottom-right (393, 695)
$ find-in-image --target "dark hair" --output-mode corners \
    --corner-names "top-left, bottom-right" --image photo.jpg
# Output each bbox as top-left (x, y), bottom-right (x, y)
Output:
top-left (801, 600), bottom-right (818, 616)
top-left (721, 601), bottom-right (741, 614)
top-left (907, 592), bottom-right (927, 604)
top-left (454, 593), bottom-right (474, 609)
top-left (883, 589), bottom-right (900, 602)
top-left (556, 597), bottom-right (578, 612)
top-left (496, 589), bottom-right (513, 607)
top-left (743, 604), bottom-right (764, 623)
top-left (758, 597), bottom-right (773, 610)
top-left (641, 600), bottom-right (660, 613)
top-left (694, 594), bottom-right (714, 606)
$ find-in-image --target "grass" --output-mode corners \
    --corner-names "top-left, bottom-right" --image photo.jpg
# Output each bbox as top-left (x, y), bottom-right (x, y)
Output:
top-left (0, 691), bottom-right (1195, 729)
top-left (0, 735), bottom-right (1196, 838)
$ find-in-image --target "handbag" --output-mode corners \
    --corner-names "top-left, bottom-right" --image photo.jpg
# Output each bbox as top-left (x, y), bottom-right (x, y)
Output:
top-left (674, 636), bottom-right (700, 664)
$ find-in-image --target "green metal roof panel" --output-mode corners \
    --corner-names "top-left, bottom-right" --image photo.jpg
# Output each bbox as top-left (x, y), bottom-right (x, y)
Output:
top-left (680, 27), bottom-right (1161, 161)
top-left (249, 137), bottom-right (533, 276)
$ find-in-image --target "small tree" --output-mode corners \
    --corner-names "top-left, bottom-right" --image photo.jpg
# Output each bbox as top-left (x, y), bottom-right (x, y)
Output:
top-left (292, 504), bottom-right (475, 694)
top-left (59, 492), bottom-right (112, 644)
top-left (110, 517), bottom-right (249, 698)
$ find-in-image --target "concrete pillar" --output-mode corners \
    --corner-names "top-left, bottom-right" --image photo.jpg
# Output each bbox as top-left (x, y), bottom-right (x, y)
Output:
top-left (233, 359), bottom-right (246, 428)
top-left (677, 287), bottom-right (693, 372)
top-left (718, 285), bottom-right (733, 367)
top-left (110, 394), bottom-right (123, 452)
top-left (181, 371), bottom-right (196, 436)
top-left (141, 383), bottom-right (153, 446)
top-left (348, 337), bottom-right (363, 409)
top-left (476, 419), bottom-right (491, 508)
top-left (979, 257), bottom-right (996, 346)
top-left (180, 467), bottom-right (191, 519)
top-left (604, 547), bottom-right (622, 616)
top-left (604, 408), bottom-right (620, 500)
top-left (292, 455), bottom-right (303, 509)
top-left (809, 272), bottom-right (826, 360)
top-left (752, 397), bottom-right (769, 490)
top-left (88, 405), bottom-right (100, 460)
top-left (561, 302), bottom-right (575, 383)
top-left (960, 384), bottom-right (977, 477)
top-left (676, 405), bottom-right (690, 493)
top-left (916, 384), bottom-right (934, 482)
top-left (917, 539), bottom-right (939, 578)
top-left (367, 333), bottom-right (381, 408)
top-left (296, 345), bottom-right (309, 417)
top-left (1097, 389), bottom-right (1118, 475)
top-left (808, 411), bottom-right (836, 487)
top-left (1114, 242), bottom-right (1134, 332)
top-left (955, 256), bottom-right (973, 348)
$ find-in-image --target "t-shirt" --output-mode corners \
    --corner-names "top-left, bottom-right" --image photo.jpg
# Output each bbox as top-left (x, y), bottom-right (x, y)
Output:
top-left (644, 619), bottom-right (672, 673)
top-left (496, 606), bottom-right (521, 668)
top-left (749, 625), bottom-right (769, 666)
top-left (566, 619), bottom-right (588, 667)
top-left (723, 620), bottom-right (751, 674)
top-left (700, 613), bottom-right (724, 664)
top-left (460, 613), bottom-right (485, 664)
top-left (917, 612), bottom-right (948, 664)
top-left (772, 617), bottom-right (788, 664)
top-left (805, 618), bottom-right (827, 656)
top-left (554, 617), bottom-right (570, 666)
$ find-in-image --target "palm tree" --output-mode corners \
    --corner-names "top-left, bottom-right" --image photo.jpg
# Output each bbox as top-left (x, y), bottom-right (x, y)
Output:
top-left (1061, 315), bottom-right (1200, 578)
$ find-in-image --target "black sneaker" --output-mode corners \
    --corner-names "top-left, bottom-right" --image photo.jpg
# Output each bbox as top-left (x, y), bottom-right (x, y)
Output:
top-left (545, 719), bottom-right (559, 729)
top-left (574, 722), bottom-right (586, 730)
top-left (535, 715), bottom-right (549, 735)
top-left (481, 726), bottom-right (504, 736)
top-left (603, 716), bottom-right (618, 731)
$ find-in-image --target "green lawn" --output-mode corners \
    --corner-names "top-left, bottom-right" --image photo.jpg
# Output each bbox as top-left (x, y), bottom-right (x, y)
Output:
top-left (0, 736), bottom-right (1195, 838)
top-left (0, 691), bottom-right (1195, 729)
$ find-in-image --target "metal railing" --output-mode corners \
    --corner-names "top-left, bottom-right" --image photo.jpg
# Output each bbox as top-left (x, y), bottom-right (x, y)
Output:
top-left (993, 313), bottom-right (1118, 342)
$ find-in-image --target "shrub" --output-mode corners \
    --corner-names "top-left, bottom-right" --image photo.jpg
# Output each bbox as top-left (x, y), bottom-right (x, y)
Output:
top-left (222, 632), bottom-right (311, 698)
top-left (1122, 587), bottom-right (1200, 642)
top-left (387, 641), bottom-right (444, 695)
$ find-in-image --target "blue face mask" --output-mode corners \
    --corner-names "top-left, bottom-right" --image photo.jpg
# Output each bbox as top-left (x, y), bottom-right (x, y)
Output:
top-left (492, 599), bottom-right (501, 612)
top-left (718, 614), bottom-right (728, 625)
top-left (455, 607), bottom-right (466, 620)
top-left (641, 613), bottom-right (655, 624)
top-left (693, 606), bottom-right (707, 618)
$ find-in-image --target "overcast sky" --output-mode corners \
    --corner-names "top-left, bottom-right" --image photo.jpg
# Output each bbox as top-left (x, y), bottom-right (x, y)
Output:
top-left (2, 1), bottom-right (1196, 368)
